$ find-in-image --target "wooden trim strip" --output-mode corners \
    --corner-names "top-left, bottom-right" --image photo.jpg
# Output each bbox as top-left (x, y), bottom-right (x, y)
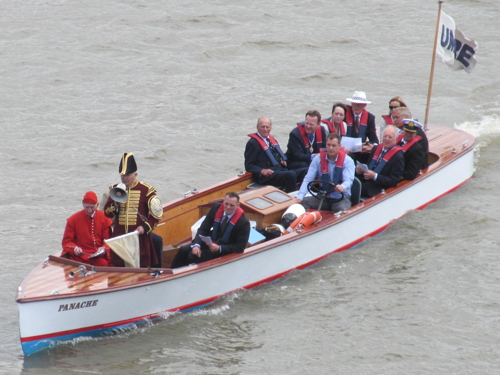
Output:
top-left (48, 255), bottom-right (173, 274)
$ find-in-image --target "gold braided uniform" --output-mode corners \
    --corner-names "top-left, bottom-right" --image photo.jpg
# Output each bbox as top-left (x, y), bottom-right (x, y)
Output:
top-left (104, 180), bottom-right (162, 267)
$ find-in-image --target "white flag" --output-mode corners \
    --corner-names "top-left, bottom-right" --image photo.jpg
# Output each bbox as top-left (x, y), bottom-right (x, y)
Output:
top-left (437, 11), bottom-right (456, 65)
top-left (105, 232), bottom-right (140, 268)
top-left (451, 28), bottom-right (478, 73)
top-left (437, 10), bottom-right (478, 73)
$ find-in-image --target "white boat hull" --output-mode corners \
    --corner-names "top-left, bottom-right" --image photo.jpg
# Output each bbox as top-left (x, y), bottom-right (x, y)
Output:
top-left (17, 133), bottom-right (475, 356)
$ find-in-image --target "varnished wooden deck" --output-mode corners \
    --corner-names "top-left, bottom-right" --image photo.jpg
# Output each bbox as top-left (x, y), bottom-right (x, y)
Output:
top-left (17, 257), bottom-right (172, 302)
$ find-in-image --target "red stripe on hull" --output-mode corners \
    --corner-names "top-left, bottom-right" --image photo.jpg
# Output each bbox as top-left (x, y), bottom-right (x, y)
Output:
top-left (415, 177), bottom-right (472, 211)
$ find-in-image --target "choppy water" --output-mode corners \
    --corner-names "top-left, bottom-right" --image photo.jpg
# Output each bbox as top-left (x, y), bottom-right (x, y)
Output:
top-left (1, 0), bottom-right (500, 373)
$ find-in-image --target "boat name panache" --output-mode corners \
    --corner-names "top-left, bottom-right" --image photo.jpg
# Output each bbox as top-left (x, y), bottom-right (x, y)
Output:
top-left (58, 299), bottom-right (98, 312)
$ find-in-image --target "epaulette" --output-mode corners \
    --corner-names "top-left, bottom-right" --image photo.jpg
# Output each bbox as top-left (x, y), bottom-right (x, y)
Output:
top-left (108, 183), bottom-right (118, 190)
top-left (140, 181), bottom-right (157, 197)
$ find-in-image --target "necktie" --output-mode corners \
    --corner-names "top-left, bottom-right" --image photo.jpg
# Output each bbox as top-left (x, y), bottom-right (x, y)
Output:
top-left (354, 115), bottom-right (360, 134)
top-left (219, 215), bottom-right (229, 240)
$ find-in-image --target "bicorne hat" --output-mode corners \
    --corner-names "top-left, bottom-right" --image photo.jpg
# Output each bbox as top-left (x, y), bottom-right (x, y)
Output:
top-left (119, 152), bottom-right (138, 175)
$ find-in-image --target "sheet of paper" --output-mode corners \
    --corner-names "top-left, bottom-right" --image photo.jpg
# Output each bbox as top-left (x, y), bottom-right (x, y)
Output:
top-left (88, 248), bottom-right (106, 258)
top-left (199, 235), bottom-right (213, 245)
top-left (341, 136), bottom-right (362, 153)
top-left (357, 163), bottom-right (369, 173)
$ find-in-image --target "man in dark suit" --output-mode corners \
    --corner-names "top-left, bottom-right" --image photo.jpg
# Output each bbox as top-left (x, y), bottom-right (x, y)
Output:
top-left (170, 192), bottom-right (250, 268)
top-left (356, 125), bottom-right (404, 197)
top-left (392, 107), bottom-right (429, 169)
top-left (245, 117), bottom-right (305, 193)
top-left (344, 91), bottom-right (379, 163)
top-left (285, 110), bottom-right (327, 170)
top-left (397, 120), bottom-right (425, 181)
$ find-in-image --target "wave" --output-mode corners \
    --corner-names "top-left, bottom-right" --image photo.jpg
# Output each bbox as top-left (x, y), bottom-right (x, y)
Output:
top-left (455, 115), bottom-right (500, 139)
top-left (455, 115), bottom-right (500, 165)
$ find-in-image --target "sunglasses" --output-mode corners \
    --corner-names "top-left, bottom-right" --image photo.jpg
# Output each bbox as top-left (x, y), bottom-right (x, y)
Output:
top-left (389, 105), bottom-right (400, 110)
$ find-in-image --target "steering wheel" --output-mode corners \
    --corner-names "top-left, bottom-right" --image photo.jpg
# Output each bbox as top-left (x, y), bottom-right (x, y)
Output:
top-left (306, 180), bottom-right (344, 203)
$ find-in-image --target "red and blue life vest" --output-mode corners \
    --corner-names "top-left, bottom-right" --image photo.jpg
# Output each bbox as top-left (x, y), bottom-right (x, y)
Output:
top-left (248, 133), bottom-right (287, 166)
top-left (396, 134), bottom-right (422, 152)
top-left (345, 108), bottom-right (369, 141)
top-left (319, 147), bottom-right (347, 191)
top-left (211, 205), bottom-right (245, 243)
top-left (381, 115), bottom-right (394, 126)
top-left (296, 122), bottom-right (324, 149)
top-left (321, 118), bottom-right (346, 136)
top-left (368, 144), bottom-right (403, 174)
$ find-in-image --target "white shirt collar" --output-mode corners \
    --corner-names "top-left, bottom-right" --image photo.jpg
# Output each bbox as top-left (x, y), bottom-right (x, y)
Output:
top-left (257, 133), bottom-right (269, 142)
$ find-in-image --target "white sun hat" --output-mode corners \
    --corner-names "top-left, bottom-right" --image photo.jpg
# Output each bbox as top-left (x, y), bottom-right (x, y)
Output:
top-left (346, 91), bottom-right (372, 104)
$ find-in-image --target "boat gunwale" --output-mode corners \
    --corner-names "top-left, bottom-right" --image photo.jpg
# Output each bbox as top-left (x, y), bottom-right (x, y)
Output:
top-left (16, 175), bottom-right (474, 349)
top-left (16, 126), bottom-right (476, 303)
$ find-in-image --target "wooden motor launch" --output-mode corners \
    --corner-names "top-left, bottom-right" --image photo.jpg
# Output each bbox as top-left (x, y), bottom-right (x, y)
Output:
top-left (16, 125), bottom-right (475, 356)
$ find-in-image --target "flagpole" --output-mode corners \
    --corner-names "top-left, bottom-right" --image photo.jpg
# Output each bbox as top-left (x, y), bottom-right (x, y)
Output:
top-left (424, 0), bottom-right (443, 130)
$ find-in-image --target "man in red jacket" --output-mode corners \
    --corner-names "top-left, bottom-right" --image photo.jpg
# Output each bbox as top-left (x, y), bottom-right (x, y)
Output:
top-left (62, 191), bottom-right (113, 267)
